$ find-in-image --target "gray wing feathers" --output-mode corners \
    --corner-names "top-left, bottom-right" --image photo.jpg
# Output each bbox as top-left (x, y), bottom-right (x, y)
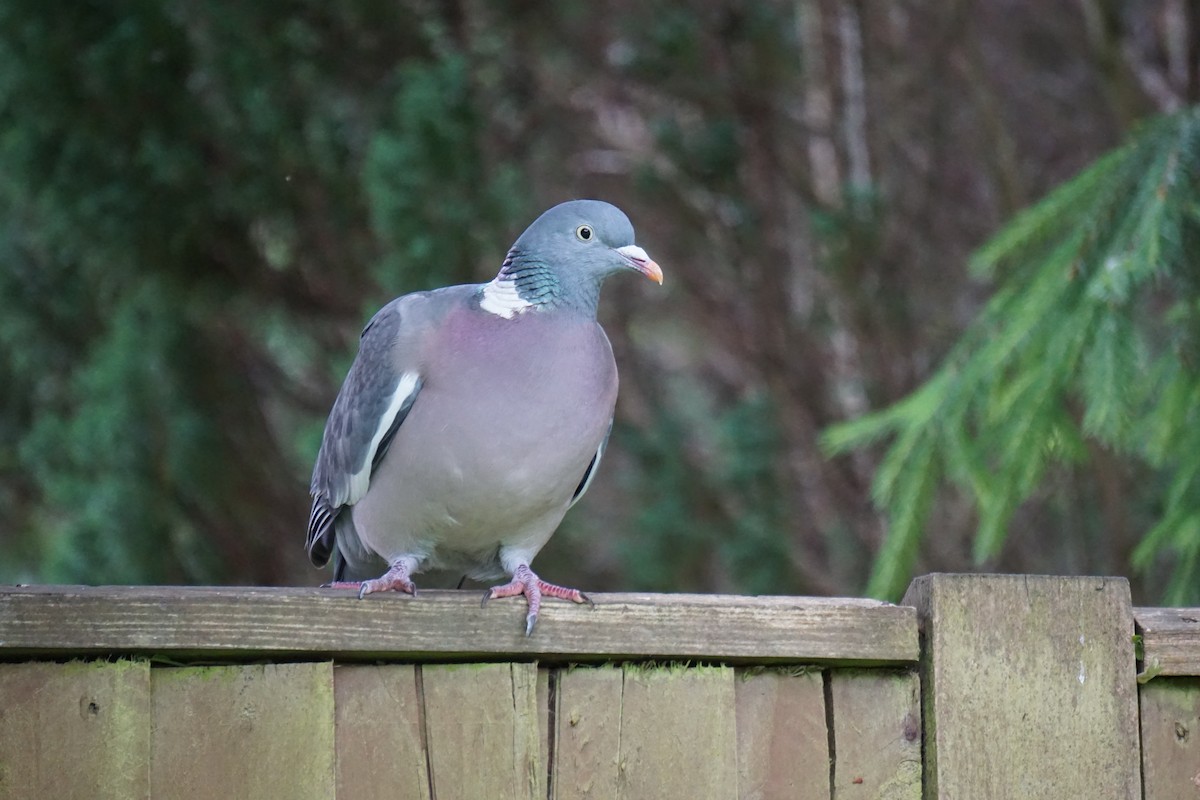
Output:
top-left (306, 296), bottom-right (425, 566)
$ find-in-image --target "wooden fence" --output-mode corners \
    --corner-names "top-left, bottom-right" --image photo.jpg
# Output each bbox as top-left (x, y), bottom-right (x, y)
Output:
top-left (0, 574), bottom-right (1197, 799)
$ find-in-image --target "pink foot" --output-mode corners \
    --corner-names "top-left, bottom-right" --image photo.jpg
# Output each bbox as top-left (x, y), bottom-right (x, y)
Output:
top-left (483, 564), bottom-right (592, 635)
top-left (329, 560), bottom-right (418, 600)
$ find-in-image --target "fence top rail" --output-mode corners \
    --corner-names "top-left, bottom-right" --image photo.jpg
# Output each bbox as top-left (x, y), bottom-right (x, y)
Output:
top-left (1135, 606), bottom-right (1200, 679)
top-left (0, 585), bottom-right (918, 666)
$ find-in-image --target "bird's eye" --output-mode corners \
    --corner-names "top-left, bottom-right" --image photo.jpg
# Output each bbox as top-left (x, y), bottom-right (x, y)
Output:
top-left (576, 225), bottom-right (593, 241)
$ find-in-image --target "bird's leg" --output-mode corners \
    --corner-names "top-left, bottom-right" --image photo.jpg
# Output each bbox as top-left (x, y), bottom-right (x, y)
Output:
top-left (483, 563), bottom-right (592, 636)
top-left (329, 557), bottom-right (419, 600)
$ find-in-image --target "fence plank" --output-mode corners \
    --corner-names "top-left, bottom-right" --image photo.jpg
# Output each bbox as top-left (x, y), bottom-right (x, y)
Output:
top-left (904, 574), bottom-right (1141, 800)
top-left (1139, 678), bottom-right (1200, 799)
top-left (0, 586), bottom-right (917, 666)
top-left (421, 662), bottom-right (542, 800)
top-left (828, 669), bottom-right (920, 800)
top-left (333, 665), bottom-right (430, 800)
top-left (552, 666), bottom-right (624, 799)
top-left (1136, 607), bottom-right (1200, 678)
top-left (0, 660), bottom-right (149, 800)
top-left (618, 664), bottom-right (737, 800)
top-left (734, 668), bottom-right (829, 800)
top-left (150, 662), bottom-right (334, 799)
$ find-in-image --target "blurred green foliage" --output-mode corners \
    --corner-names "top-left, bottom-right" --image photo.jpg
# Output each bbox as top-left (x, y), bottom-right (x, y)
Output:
top-left (826, 108), bottom-right (1200, 603)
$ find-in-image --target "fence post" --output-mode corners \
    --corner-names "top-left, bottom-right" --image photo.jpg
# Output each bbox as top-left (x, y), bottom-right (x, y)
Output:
top-left (903, 574), bottom-right (1141, 799)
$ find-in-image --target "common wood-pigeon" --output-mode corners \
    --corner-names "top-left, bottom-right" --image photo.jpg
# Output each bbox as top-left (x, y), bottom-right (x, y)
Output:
top-left (306, 200), bottom-right (662, 634)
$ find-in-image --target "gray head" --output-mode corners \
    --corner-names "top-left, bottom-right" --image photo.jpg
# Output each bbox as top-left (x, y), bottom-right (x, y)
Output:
top-left (481, 200), bottom-right (662, 318)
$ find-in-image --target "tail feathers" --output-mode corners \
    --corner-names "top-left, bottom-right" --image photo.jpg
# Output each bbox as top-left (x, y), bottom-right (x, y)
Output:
top-left (306, 496), bottom-right (339, 567)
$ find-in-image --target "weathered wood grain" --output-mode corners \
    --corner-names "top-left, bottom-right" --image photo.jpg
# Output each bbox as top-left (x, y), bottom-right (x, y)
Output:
top-left (1139, 677), bottom-right (1200, 800)
top-left (333, 665), bottom-right (430, 800)
top-left (734, 668), bottom-right (830, 800)
top-left (421, 662), bottom-right (542, 800)
top-left (0, 660), bottom-right (150, 800)
top-left (904, 574), bottom-right (1141, 800)
top-left (1136, 607), bottom-right (1200, 678)
top-left (552, 666), bottom-right (624, 799)
top-left (828, 669), bottom-right (920, 800)
top-left (149, 662), bottom-right (335, 799)
top-left (0, 585), bottom-right (917, 665)
top-left (618, 664), bottom-right (738, 800)
top-left (538, 666), bottom-right (552, 792)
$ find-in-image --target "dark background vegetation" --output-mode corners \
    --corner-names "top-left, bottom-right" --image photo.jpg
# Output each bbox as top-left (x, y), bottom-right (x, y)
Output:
top-left (2, 1), bottom-right (1197, 603)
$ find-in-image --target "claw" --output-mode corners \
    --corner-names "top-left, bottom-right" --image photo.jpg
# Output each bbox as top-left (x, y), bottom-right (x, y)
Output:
top-left (349, 559), bottom-right (418, 599)
top-left (483, 564), bottom-right (590, 635)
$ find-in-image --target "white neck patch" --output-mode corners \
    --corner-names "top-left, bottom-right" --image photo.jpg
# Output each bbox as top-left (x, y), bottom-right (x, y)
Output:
top-left (480, 276), bottom-right (534, 319)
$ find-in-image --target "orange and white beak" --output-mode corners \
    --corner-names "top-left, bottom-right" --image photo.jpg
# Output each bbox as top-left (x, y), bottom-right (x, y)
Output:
top-left (615, 244), bottom-right (664, 285)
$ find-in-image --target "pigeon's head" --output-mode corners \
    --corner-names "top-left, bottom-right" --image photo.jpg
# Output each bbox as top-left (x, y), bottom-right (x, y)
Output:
top-left (514, 199), bottom-right (663, 288)
top-left (483, 200), bottom-right (662, 318)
